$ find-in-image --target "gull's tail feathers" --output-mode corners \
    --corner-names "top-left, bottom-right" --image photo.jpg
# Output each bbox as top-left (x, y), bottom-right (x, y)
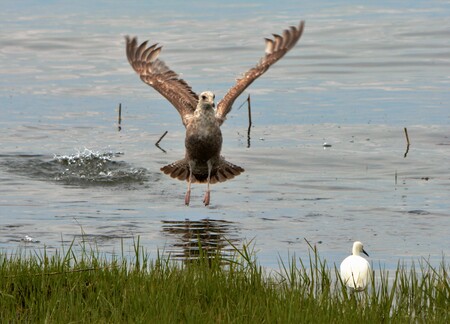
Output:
top-left (161, 158), bottom-right (244, 184)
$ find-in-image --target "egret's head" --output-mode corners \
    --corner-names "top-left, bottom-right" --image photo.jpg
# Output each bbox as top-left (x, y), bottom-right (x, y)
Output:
top-left (353, 241), bottom-right (369, 257)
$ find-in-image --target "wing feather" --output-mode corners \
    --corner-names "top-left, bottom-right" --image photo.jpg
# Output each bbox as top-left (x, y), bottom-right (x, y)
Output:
top-left (216, 21), bottom-right (305, 125)
top-left (125, 36), bottom-right (198, 126)
top-left (281, 29), bottom-right (291, 48)
top-left (272, 34), bottom-right (283, 50)
top-left (264, 38), bottom-right (274, 54)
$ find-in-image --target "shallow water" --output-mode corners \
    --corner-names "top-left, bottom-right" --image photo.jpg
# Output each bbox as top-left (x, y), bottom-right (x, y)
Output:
top-left (1, 1), bottom-right (449, 270)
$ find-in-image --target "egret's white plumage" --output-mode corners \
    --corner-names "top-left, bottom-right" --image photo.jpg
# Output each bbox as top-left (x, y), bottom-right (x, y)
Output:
top-left (340, 241), bottom-right (372, 291)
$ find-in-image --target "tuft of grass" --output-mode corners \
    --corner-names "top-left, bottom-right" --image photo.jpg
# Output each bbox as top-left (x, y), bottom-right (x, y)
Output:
top-left (0, 239), bottom-right (448, 322)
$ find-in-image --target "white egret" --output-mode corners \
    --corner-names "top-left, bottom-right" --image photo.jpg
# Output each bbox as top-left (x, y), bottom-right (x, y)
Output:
top-left (340, 241), bottom-right (372, 291)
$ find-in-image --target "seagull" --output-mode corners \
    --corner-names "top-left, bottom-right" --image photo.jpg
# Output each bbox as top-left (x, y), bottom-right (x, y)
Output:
top-left (126, 21), bottom-right (305, 206)
top-left (340, 241), bottom-right (372, 291)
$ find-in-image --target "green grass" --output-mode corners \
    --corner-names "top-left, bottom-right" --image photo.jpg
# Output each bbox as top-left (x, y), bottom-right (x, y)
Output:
top-left (0, 239), bottom-right (448, 323)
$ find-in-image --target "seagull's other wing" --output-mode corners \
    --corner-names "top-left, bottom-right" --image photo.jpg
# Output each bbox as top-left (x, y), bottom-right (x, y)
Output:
top-left (216, 21), bottom-right (305, 125)
top-left (126, 36), bottom-right (198, 126)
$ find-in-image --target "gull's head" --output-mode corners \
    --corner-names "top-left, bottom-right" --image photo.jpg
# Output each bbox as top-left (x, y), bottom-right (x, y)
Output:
top-left (352, 241), bottom-right (369, 257)
top-left (198, 91), bottom-right (215, 110)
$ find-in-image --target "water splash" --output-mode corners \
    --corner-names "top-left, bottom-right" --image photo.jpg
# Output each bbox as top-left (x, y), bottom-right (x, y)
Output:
top-left (1, 149), bottom-right (151, 187)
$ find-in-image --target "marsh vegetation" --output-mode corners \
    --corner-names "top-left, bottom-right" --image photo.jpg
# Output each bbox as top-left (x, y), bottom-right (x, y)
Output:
top-left (1, 239), bottom-right (448, 322)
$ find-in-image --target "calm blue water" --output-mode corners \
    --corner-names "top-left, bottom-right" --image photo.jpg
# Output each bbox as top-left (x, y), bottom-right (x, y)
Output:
top-left (0, 1), bottom-right (449, 271)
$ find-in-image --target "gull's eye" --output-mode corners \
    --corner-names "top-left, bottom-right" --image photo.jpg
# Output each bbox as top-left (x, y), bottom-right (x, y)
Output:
top-left (201, 95), bottom-right (207, 100)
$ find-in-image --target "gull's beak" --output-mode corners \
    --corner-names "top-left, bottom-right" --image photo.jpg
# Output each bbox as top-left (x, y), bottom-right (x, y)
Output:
top-left (362, 249), bottom-right (369, 257)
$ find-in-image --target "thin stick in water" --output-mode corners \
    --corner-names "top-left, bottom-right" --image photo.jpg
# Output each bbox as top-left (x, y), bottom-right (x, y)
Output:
top-left (237, 94), bottom-right (253, 147)
top-left (404, 127), bottom-right (410, 145)
top-left (155, 130), bottom-right (168, 146)
top-left (403, 127), bottom-right (410, 158)
top-left (118, 103), bottom-right (122, 131)
top-left (247, 94), bottom-right (252, 148)
top-left (247, 94), bottom-right (252, 132)
top-left (155, 130), bottom-right (168, 153)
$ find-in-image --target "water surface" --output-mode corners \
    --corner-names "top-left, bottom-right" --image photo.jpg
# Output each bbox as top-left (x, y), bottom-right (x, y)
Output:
top-left (1, 0), bottom-right (449, 270)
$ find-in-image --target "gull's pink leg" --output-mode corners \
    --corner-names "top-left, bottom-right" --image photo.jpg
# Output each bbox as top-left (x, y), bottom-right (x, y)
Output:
top-left (203, 160), bottom-right (212, 206)
top-left (203, 190), bottom-right (210, 206)
top-left (185, 165), bottom-right (193, 206)
top-left (185, 189), bottom-right (191, 206)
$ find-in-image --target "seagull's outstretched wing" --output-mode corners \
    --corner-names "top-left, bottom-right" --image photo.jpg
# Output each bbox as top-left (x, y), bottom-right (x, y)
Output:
top-left (126, 36), bottom-right (198, 126)
top-left (216, 21), bottom-right (305, 125)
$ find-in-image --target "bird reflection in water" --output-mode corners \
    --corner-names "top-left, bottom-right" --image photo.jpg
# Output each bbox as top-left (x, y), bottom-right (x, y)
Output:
top-left (161, 218), bottom-right (239, 263)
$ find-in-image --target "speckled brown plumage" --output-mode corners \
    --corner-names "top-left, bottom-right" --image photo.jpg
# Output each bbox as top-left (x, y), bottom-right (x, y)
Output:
top-left (126, 21), bottom-right (305, 206)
